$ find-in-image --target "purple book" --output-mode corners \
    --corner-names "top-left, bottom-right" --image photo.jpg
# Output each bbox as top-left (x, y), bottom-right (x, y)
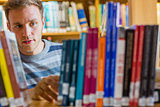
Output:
top-left (89, 28), bottom-right (99, 106)
top-left (82, 28), bottom-right (93, 106)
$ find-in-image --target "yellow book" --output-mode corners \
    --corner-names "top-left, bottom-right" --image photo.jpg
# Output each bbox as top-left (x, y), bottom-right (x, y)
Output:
top-left (0, 41), bottom-right (15, 106)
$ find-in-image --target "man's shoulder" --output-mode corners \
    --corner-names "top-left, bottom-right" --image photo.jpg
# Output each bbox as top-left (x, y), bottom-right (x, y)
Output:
top-left (43, 39), bottom-right (62, 52)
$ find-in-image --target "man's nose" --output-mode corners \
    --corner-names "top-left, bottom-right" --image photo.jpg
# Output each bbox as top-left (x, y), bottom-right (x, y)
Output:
top-left (22, 25), bottom-right (31, 38)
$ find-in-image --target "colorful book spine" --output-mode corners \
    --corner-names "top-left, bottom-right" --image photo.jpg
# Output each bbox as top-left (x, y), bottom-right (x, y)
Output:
top-left (90, 28), bottom-right (98, 106)
top-left (69, 40), bottom-right (80, 106)
top-left (104, 2), bottom-right (114, 106)
top-left (96, 37), bottom-right (106, 107)
top-left (76, 3), bottom-right (88, 31)
top-left (68, 7), bottom-right (76, 31)
top-left (0, 39), bottom-right (15, 106)
top-left (75, 32), bottom-right (87, 106)
top-left (114, 27), bottom-right (125, 106)
top-left (146, 25), bottom-right (159, 106)
top-left (122, 29), bottom-right (134, 106)
top-left (57, 40), bottom-right (67, 105)
top-left (89, 5), bottom-right (96, 28)
top-left (64, 1), bottom-right (70, 32)
top-left (83, 28), bottom-right (93, 106)
top-left (129, 26), bottom-right (139, 106)
top-left (110, 3), bottom-right (118, 106)
top-left (62, 40), bottom-right (74, 106)
top-left (134, 25), bottom-right (145, 106)
top-left (139, 25), bottom-right (152, 106)
top-left (71, 2), bottom-right (81, 32)
top-left (0, 45), bottom-right (9, 107)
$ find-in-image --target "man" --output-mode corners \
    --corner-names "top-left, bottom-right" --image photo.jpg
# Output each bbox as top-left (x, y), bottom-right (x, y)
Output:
top-left (3, 0), bottom-right (62, 102)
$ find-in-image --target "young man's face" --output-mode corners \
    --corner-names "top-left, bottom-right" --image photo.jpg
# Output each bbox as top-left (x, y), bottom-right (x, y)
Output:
top-left (7, 5), bottom-right (45, 55)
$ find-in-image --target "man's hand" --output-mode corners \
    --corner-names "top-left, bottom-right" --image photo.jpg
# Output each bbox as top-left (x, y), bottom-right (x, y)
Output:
top-left (29, 75), bottom-right (59, 102)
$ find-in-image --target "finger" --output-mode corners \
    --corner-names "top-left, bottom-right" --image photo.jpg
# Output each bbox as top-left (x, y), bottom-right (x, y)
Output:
top-left (34, 87), bottom-right (53, 102)
top-left (40, 92), bottom-right (53, 102)
top-left (45, 77), bottom-right (59, 92)
top-left (39, 81), bottom-right (58, 100)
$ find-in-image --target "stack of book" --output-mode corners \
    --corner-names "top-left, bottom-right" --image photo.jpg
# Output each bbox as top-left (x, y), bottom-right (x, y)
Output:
top-left (57, 1), bottom-right (160, 107)
top-left (0, 31), bottom-right (31, 107)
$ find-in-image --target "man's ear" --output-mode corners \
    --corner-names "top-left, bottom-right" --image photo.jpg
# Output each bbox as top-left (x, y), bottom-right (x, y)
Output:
top-left (7, 22), bottom-right (11, 31)
top-left (42, 17), bottom-right (45, 28)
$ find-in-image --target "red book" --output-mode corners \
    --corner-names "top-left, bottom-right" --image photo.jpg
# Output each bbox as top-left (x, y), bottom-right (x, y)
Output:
top-left (90, 28), bottom-right (98, 106)
top-left (129, 26), bottom-right (139, 106)
top-left (134, 25), bottom-right (145, 106)
top-left (83, 28), bottom-right (93, 106)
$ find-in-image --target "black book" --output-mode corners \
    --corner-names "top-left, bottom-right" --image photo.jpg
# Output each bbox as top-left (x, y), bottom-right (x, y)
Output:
top-left (146, 25), bottom-right (159, 106)
top-left (122, 28), bottom-right (134, 106)
top-left (0, 68), bottom-right (9, 107)
top-left (139, 25), bottom-right (152, 106)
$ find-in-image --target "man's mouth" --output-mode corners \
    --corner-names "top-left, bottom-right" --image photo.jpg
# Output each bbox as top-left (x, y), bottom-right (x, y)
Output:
top-left (23, 40), bottom-right (32, 44)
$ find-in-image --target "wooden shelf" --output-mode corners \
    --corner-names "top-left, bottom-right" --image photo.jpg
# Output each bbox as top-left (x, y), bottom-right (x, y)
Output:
top-left (42, 32), bottom-right (81, 42)
top-left (0, 0), bottom-right (6, 4)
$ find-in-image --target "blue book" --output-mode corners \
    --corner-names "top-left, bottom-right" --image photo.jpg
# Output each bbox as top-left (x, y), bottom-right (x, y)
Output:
top-left (75, 32), bottom-right (87, 106)
top-left (110, 3), bottom-right (118, 105)
top-left (62, 40), bottom-right (74, 106)
top-left (69, 40), bottom-right (80, 106)
top-left (125, 5), bottom-right (129, 27)
top-left (57, 40), bottom-right (67, 105)
top-left (104, 2), bottom-right (114, 106)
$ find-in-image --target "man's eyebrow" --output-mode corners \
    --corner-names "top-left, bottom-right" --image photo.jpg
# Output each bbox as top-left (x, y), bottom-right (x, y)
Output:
top-left (13, 22), bottom-right (22, 25)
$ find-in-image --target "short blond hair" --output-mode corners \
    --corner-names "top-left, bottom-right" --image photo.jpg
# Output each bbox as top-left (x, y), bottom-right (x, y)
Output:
top-left (3, 0), bottom-right (43, 21)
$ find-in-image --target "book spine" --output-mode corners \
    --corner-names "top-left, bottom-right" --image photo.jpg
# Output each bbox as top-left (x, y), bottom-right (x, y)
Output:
top-left (0, 39), bottom-right (15, 106)
top-left (110, 3), bottom-right (118, 106)
top-left (114, 27), bottom-right (125, 106)
top-left (69, 40), bottom-right (80, 106)
top-left (103, 2), bottom-right (114, 106)
top-left (0, 55), bottom-right (9, 107)
top-left (129, 26), bottom-right (139, 106)
top-left (96, 37), bottom-right (106, 107)
top-left (75, 32), bottom-right (87, 106)
top-left (139, 25), bottom-right (152, 106)
top-left (71, 2), bottom-right (81, 32)
top-left (122, 29), bottom-right (134, 106)
top-left (76, 3), bottom-right (88, 31)
top-left (0, 32), bottom-right (22, 106)
top-left (89, 28), bottom-right (98, 106)
top-left (134, 25), bottom-right (145, 106)
top-left (68, 7), bottom-right (76, 32)
top-left (89, 5), bottom-right (96, 28)
top-left (146, 25), bottom-right (159, 106)
top-left (83, 28), bottom-right (93, 106)
top-left (62, 40), bottom-right (74, 106)
top-left (64, 1), bottom-right (70, 32)
top-left (57, 40), bottom-right (67, 105)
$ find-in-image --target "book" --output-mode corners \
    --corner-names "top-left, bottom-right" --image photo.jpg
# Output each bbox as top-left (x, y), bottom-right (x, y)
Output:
top-left (76, 3), bottom-right (88, 31)
top-left (83, 28), bottom-right (93, 106)
top-left (62, 40), bottom-right (74, 106)
top-left (96, 37), bottom-right (106, 107)
top-left (57, 40), bottom-right (67, 105)
top-left (139, 25), bottom-right (152, 106)
top-left (103, 2), bottom-right (114, 106)
top-left (0, 41), bottom-right (9, 107)
top-left (114, 27), bottom-right (125, 106)
top-left (129, 26), bottom-right (139, 106)
top-left (122, 28), bottom-right (134, 106)
top-left (134, 25), bottom-right (145, 106)
top-left (146, 25), bottom-right (159, 106)
top-left (0, 37), bottom-right (15, 107)
top-left (75, 32), bottom-right (87, 106)
top-left (0, 31), bottom-right (31, 106)
top-left (89, 28), bottom-right (98, 106)
top-left (69, 40), bottom-right (79, 106)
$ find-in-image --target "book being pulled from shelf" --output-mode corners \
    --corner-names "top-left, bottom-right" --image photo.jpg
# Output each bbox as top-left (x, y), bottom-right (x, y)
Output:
top-left (0, 31), bottom-right (31, 107)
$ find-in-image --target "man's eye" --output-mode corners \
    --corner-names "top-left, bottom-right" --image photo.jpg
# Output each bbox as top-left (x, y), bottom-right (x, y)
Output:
top-left (15, 25), bottom-right (23, 29)
top-left (30, 22), bottom-right (37, 26)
